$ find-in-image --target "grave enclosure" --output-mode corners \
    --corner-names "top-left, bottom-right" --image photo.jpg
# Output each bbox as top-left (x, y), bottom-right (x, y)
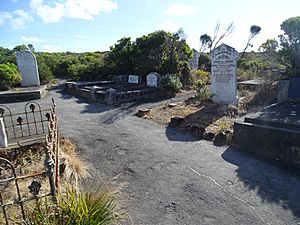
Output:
top-left (65, 72), bottom-right (161, 104)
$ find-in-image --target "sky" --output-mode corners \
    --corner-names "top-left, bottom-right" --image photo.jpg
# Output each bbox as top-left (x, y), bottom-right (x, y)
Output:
top-left (0, 0), bottom-right (299, 53)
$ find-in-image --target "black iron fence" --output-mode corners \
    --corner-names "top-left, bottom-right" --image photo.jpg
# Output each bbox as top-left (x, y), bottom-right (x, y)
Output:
top-left (0, 99), bottom-right (59, 224)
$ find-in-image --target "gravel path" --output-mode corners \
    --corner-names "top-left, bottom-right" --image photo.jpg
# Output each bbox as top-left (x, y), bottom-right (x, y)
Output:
top-left (6, 83), bottom-right (300, 225)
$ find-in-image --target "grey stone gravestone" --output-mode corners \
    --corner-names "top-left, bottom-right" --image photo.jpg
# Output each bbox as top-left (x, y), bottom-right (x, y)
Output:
top-left (128, 75), bottom-right (139, 84)
top-left (16, 50), bottom-right (40, 87)
top-left (211, 44), bottom-right (238, 105)
top-left (189, 49), bottom-right (200, 70)
top-left (146, 72), bottom-right (160, 87)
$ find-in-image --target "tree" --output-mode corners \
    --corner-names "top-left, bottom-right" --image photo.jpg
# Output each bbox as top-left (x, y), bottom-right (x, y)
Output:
top-left (0, 63), bottom-right (22, 90)
top-left (28, 44), bottom-right (35, 52)
top-left (259, 38), bottom-right (278, 53)
top-left (199, 34), bottom-right (212, 52)
top-left (240, 25), bottom-right (261, 59)
top-left (279, 16), bottom-right (300, 75)
top-left (210, 21), bottom-right (234, 51)
top-left (13, 44), bottom-right (28, 52)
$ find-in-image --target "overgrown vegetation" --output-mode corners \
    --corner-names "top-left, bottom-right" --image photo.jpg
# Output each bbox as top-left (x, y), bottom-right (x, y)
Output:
top-left (0, 62), bottom-right (22, 91)
top-left (159, 74), bottom-right (182, 95)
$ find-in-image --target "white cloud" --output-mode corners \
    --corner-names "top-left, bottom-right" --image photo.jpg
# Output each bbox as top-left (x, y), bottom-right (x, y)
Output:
top-left (21, 35), bottom-right (42, 43)
top-left (0, 10), bottom-right (33, 28)
top-left (43, 44), bottom-right (62, 52)
top-left (30, 0), bottom-right (64, 23)
top-left (30, 0), bottom-right (118, 23)
top-left (155, 20), bottom-right (181, 32)
top-left (75, 34), bottom-right (85, 39)
top-left (163, 3), bottom-right (198, 16)
top-left (11, 10), bottom-right (33, 28)
top-left (65, 0), bottom-right (118, 20)
top-left (0, 11), bottom-right (12, 25)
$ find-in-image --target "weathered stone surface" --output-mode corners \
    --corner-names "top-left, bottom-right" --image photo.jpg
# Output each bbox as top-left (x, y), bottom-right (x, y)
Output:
top-left (136, 108), bottom-right (150, 118)
top-left (277, 80), bottom-right (290, 103)
top-left (210, 44), bottom-right (238, 105)
top-left (16, 50), bottom-right (40, 87)
top-left (0, 118), bottom-right (8, 148)
top-left (128, 75), bottom-right (139, 84)
top-left (232, 102), bottom-right (300, 168)
top-left (168, 103), bottom-right (177, 108)
top-left (189, 49), bottom-right (200, 70)
top-left (146, 72), bottom-right (160, 87)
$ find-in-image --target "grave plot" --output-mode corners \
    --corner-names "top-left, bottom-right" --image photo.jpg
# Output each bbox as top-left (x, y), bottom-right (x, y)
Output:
top-left (65, 72), bottom-right (161, 104)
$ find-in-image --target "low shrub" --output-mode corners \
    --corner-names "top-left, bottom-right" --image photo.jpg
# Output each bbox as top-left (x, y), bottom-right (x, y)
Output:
top-left (159, 74), bottom-right (182, 94)
top-left (0, 63), bottom-right (22, 91)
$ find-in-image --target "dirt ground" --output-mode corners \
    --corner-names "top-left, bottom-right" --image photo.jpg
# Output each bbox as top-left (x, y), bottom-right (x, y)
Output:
top-left (141, 83), bottom-right (277, 143)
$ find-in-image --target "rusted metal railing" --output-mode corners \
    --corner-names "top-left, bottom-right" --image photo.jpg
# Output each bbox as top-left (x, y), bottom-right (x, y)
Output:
top-left (0, 98), bottom-right (59, 224)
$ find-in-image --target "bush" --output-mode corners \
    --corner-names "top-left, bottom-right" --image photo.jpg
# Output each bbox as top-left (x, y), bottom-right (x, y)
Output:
top-left (159, 74), bottom-right (182, 94)
top-left (25, 186), bottom-right (122, 224)
top-left (38, 63), bottom-right (53, 84)
top-left (0, 63), bottom-right (22, 91)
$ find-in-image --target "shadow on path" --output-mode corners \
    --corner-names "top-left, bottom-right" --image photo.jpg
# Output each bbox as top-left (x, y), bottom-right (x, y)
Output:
top-left (165, 125), bottom-right (200, 142)
top-left (222, 147), bottom-right (300, 217)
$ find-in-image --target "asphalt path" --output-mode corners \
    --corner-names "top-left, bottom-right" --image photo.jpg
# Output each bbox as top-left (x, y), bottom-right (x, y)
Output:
top-left (5, 83), bottom-right (300, 225)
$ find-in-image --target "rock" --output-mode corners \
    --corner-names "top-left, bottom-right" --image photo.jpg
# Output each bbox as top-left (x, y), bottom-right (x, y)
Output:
top-left (136, 108), bottom-right (150, 118)
top-left (169, 116), bottom-right (184, 127)
top-left (168, 103), bottom-right (177, 108)
top-left (213, 132), bottom-right (227, 146)
top-left (190, 125), bottom-right (206, 138)
top-left (204, 132), bottom-right (215, 141)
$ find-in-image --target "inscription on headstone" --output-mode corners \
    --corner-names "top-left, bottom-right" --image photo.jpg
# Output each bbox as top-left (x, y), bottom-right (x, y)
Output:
top-left (211, 44), bottom-right (238, 105)
top-left (146, 72), bottom-right (160, 87)
top-left (128, 75), bottom-right (139, 84)
top-left (16, 50), bottom-right (40, 87)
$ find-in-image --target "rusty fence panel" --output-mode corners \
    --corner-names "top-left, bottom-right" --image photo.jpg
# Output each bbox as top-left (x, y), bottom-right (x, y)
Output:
top-left (0, 98), bottom-right (59, 224)
top-left (0, 102), bottom-right (52, 143)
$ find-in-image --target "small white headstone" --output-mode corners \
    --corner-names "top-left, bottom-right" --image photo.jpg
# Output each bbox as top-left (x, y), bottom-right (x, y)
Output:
top-left (128, 75), bottom-right (139, 84)
top-left (146, 72), bottom-right (160, 87)
top-left (211, 44), bottom-right (238, 105)
top-left (16, 50), bottom-right (40, 87)
top-left (0, 118), bottom-right (8, 148)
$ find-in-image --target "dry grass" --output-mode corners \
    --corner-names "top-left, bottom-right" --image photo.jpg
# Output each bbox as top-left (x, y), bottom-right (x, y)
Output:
top-left (59, 137), bottom-right (90, 187)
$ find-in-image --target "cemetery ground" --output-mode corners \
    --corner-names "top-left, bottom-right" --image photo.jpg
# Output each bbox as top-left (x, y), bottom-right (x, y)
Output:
top-left (3, 81), bottom-right (300, 225)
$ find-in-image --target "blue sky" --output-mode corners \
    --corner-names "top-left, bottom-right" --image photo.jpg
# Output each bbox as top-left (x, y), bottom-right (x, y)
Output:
top-left (0, 0), bottom-right (299, 53)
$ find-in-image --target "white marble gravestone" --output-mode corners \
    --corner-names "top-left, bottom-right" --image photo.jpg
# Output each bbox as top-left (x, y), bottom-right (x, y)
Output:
top-left (16, 50), bottom-right (40, 87)
top-left (128, 75), bottom-right (139, 84)
top-left (146, 72), bottom-right (160, 87)
top-left (0, 118), bottom-right (8, 148)
top-left (211, 44), bottom-right (238, 105)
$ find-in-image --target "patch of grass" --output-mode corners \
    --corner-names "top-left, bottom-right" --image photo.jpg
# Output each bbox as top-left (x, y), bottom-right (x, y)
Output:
top-left (25, 185), bottom-right (122, 225)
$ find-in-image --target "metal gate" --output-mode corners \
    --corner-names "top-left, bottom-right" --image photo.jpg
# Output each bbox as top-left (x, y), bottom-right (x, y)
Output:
top-left (0, 98), bottom-right (59, 224)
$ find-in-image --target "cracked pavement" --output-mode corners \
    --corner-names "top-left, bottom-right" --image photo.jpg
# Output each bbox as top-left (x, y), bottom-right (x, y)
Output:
top-left (6, 83), bottom-right (300, 225)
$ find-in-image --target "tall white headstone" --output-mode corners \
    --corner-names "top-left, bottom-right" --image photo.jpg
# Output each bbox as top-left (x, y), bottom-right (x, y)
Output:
top-left (211, 44), bottom-right (238, 105)
top-left (16, 50), bottom-right (40, 87)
